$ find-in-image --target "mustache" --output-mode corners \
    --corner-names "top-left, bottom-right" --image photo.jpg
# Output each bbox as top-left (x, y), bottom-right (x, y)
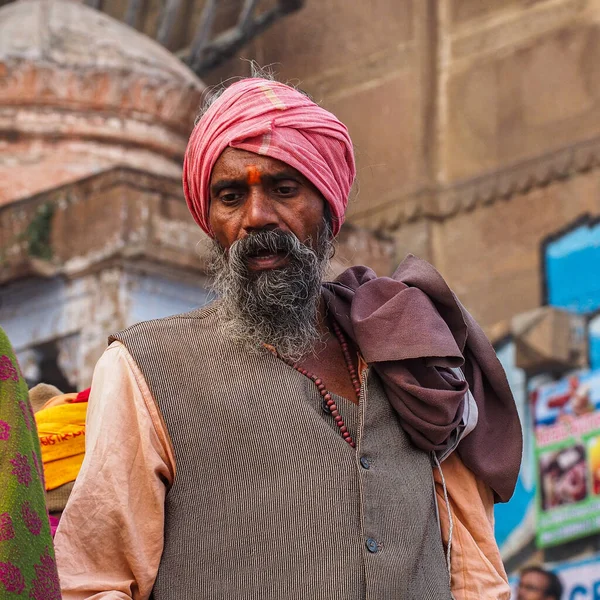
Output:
top-left (228, 229), bottom-right (310, 264)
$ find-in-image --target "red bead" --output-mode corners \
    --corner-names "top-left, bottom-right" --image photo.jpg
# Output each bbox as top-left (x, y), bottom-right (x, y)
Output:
top-left (334, 416), bottom-right (343, 424)
top-left (324, 394), bottom-right (332, 401)
top-left (340, 426), bottom-right (347, 434)
top-left (350, 441), bottom-right (356, 448)
top-left (326, 399), bottom-right (335, 407)
top-left (314, 379), bottom-right (322, 386)
top-left (343, 432), bottom-right (351, 439)
top-left (331, 410), bottom-right (339, 418)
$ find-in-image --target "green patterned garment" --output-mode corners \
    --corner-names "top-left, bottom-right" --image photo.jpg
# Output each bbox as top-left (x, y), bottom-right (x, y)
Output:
top-left (0, 327), bottom-right (60, 599)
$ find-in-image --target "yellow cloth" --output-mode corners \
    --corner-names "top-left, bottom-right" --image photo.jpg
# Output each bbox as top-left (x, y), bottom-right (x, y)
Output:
top-left (35, 401), bottom-right (87, 491)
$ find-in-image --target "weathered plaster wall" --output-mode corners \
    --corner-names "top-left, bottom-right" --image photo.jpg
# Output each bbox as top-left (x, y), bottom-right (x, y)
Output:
top-left (1, 268), bottom-right (211, 389)
top-left (0, 0), bottom-right (204, 206)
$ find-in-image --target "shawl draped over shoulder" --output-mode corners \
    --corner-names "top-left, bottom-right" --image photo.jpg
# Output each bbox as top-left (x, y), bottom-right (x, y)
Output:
top-left (322, 254), bottom-right (522, 503)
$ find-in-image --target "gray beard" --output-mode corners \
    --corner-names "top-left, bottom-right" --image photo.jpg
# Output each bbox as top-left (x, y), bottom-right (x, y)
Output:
top-left (208, 228), bottom-right (332, 362)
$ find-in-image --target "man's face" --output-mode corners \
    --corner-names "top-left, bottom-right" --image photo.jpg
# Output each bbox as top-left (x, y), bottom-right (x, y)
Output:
top-left (517, 571), bottom-right (551, 600)
top-left (206, 148), bottom-right (332, 360)
top-left (208, 148), bottom-right (326, 267)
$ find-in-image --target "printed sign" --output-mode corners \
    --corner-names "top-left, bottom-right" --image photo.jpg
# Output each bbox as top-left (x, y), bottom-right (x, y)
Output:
top-left (532, 370), bottom-right (600, 547)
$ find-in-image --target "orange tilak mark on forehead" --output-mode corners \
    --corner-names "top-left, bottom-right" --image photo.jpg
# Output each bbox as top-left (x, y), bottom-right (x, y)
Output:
top-left (246, 165), bottom-right (262, 186)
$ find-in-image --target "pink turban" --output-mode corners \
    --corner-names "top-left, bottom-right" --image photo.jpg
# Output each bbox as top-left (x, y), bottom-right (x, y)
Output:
top-left (183, 78), bottom-right (356, 237)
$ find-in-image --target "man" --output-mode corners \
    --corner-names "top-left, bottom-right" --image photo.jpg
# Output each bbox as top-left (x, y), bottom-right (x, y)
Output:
top-left (517, 566), bottom-right (563, 600)
top-left (55, 74), bottom-right (521, 599)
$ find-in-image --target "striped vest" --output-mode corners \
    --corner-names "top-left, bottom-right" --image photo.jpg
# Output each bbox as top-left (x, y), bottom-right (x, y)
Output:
top-left (112, 304), bottom-right (451, 600)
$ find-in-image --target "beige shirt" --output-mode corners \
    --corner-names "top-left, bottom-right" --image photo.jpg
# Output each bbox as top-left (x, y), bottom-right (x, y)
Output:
top-left (55, 342), bottom-right (510, 600)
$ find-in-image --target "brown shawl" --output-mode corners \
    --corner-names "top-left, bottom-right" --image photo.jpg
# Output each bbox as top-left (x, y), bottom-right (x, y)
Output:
top-left (322, 254), bottom-right (522, 503)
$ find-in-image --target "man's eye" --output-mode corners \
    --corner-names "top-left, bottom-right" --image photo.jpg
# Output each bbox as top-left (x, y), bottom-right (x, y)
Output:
top-left (274, 185), bottom-right (297, 196)
top-left (219, 192), bottom-right (242, 204)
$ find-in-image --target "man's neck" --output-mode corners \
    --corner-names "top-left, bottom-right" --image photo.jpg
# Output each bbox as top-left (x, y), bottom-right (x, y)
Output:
top-left (294, 297), bottom-right (360, 404)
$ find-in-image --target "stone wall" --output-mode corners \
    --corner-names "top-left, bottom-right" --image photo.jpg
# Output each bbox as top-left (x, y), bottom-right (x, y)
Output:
top-left (431, 168), bottom-right (600, 333)
top-left (431, 0), bottom-right (600, 331)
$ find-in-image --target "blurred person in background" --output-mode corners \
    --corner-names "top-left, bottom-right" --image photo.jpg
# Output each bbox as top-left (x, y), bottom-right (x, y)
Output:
top-left (0, 327), bottom-right (60, 599)
top-left (55, 70), bottom-right (521, 600)
top-left (517, 565), bottom-right (563, 600)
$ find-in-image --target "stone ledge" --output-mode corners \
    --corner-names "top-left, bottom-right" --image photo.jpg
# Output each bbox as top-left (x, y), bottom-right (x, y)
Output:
top-left (0, 166), bottom-right (207, 284)
top-left (437, 133), bottom-right (600, 218)
top-left (349, 133), bottom-right (600, 231)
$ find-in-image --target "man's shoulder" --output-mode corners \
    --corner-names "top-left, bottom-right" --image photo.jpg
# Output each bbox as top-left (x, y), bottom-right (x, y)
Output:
top-left (109, 301), bottom-right (220, 345)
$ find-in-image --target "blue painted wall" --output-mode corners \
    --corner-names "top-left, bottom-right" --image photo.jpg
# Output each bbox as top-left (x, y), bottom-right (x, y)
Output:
top-left (590, 315), bottom-right (600, 371)
top-left (545, 220), bottom-right (600, 314)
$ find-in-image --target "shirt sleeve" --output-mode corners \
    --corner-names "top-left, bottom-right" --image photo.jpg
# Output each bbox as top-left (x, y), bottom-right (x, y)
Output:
top-left (434, 453), bottom-right (511, 600)
top-left (54, 341), bottom-right (175, 600)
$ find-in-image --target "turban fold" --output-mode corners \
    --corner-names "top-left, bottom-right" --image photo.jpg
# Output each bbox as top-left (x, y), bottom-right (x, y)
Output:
top-left (183, 78), bottom-right (356, 237)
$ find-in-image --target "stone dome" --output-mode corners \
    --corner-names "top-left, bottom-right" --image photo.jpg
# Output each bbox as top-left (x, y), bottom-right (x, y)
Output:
top-left (0, 0), bottom-right (205, 203)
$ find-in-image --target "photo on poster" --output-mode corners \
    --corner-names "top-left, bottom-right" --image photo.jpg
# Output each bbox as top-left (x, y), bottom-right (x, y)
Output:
top-left (539, 445), bottom-right (587, 511)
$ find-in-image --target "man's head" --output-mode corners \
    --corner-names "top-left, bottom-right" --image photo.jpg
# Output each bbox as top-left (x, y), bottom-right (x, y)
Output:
top-left (183, 75), bottom-right (355, 238)
top-left (517, 566), bottom-right (563, 600)
top-left (183, 75), bottom-right (355, 358)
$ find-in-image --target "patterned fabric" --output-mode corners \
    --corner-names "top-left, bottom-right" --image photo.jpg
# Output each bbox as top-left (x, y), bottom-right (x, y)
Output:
top-left (0, 327), bottom-right (60, 599)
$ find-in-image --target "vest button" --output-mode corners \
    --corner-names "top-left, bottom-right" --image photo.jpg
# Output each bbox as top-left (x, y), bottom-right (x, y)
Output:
top-left (360, 456), bottom-right (370, 470)
top-left (366, 538), bottom-right (378, 553)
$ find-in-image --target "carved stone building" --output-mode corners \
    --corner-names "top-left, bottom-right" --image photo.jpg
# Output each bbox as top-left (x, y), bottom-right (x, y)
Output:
top-left (0, 0), bottom-right (209, 387)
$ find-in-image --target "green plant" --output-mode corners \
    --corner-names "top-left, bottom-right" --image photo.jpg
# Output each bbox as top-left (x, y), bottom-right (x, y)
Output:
top-left (26, 202), bottom-right (55, 260)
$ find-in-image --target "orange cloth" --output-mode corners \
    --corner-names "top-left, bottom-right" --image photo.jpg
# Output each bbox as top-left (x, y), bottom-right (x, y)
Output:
top-left (434, 453), bottom-right (511, 600)
top-left (35, 399), bottom-right (87, 491)
top-left (55, 341), bottom-right (507, 600)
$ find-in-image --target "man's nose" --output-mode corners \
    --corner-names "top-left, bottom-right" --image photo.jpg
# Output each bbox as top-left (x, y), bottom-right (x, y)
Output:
top-left (241, 188), bottom-right (279, 233)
